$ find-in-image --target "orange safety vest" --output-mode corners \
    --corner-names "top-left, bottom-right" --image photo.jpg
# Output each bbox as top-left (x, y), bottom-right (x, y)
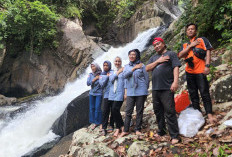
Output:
top-left (183, 37), bottom-right (208, 74)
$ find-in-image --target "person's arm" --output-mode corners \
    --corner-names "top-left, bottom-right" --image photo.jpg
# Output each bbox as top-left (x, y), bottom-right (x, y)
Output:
top-left (87, 74), bottom-right (93, 86)
top-left (124, 79), bottom-right (127, 100)
top-left (123, 64), bottom-right (142, 78)
top-left (178, 40), bottom-right (200, 58)
top-left (124, 88), bottom-right (127, 100)
top-left (170, 67), bottom-right (179, 92)
top-left (146, 55), bottom-right (170, 72)
top-left (99, 75), bottom-right (109, 88)
top-left (109, 73), bottom-right (117, 83)
top-left (203, 50), bottom-right (211, 75)
top-left (142, 65), bottom-right (149, 89)
top-left (92, 75), bottom-right (100, 83)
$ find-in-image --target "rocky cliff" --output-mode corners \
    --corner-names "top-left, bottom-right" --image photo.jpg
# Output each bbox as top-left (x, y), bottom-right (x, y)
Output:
top-left (105, 0), bottom-right (181, 44)
top-left (0, 18), bottom-right (108, 98)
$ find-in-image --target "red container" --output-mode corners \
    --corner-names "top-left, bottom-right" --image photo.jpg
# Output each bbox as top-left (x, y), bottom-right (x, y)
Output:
top-left (175, 90), bottom-right (190, 113)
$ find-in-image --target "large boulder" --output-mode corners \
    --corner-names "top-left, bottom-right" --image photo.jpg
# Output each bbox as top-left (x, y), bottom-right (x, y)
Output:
top-left (222, 49), bottom-right (232, 64)
top-left (0, 18), bottom-right (104, 98)
top-left (210, 74), bottom-right (232, 103)
top-left (51, 91), bottom-right (90, 137)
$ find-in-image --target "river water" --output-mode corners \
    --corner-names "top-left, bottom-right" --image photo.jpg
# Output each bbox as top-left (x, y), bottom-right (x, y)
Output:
top-left (0, 27), bottom-right (159, 157)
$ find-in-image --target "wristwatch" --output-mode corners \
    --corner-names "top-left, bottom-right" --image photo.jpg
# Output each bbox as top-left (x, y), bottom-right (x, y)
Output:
top-left (205, 64), bottom-right (210, 68)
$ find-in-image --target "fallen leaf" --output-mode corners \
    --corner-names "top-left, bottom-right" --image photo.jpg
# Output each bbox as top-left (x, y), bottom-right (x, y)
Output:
top-left (110, 142), bottom-right (119, 149)
top-left (155, 147), bottom-right (162, 153)
top-left (225, 149), bottom-right (232, 154)
top-left (117, 146), bottom-right (126, 153)
top-left (182, 138), bottom-right (195, 144)
top-left (205, 142), bottom-right (213, 153)
top-left (150, 131), bottom-right (154, 138)
top-left (219, 136), bottom-right (232, 143)
top-left (149, 149), bottom-right (156, 156)
top-left (213, 147), bottom-right (219, 156)
top-left (204, 124), bottom-right (213, 130)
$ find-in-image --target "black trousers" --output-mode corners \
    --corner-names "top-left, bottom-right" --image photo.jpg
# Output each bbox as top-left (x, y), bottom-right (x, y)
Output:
top-left (112, 101), bottom-right (124, 129)
top-left (152, 90), bottom-right (179, 139)
top-left (102, 98), bottom-right (114, 130)
top-left (186, 72), bottom-right (212, 114)
top-left (124, 96), bottom-right (146, 132)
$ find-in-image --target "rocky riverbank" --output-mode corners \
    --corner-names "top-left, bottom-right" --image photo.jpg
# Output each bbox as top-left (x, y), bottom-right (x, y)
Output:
top-left (47, 46), bottom-right (232, 157)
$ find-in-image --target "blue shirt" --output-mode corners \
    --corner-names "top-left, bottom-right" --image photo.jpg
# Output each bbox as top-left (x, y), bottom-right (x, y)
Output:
top-left (87, 73), bottom-right (103, 96)
top-left (108, 70), bottom-right (125, 101)
top-left (123, 64), bottom-right (149, 96)
top-left (99, 70), bottom-right (114, 99)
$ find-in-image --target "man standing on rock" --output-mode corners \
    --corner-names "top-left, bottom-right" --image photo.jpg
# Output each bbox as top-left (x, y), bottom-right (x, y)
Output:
top-left (178, 23), bottom-right (216, 124)
top-left (146, 37), bottom-right (180, 144)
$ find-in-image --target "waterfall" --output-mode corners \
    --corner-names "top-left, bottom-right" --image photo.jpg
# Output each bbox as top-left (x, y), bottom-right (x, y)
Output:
top-left (0, 27), bottom-right (158, 157)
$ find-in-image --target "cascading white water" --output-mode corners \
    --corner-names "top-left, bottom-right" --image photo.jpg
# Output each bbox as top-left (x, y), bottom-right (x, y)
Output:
top-left (0, 27), bottom-right (158, 157)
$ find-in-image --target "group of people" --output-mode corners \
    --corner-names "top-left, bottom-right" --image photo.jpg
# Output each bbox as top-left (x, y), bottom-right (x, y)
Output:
top-left (86, 23), bottom-right (216, 144)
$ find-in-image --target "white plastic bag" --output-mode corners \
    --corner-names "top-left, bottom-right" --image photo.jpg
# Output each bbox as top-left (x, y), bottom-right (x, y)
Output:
top-left (178, 107), bottom-right (205, 137)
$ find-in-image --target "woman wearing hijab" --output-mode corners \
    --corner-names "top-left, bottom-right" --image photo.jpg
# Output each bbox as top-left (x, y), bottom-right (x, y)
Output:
top-left (108, 56), bottom-right (126, 137)
top-left (119, 49), bottom-right (149, 137)
top-left (99, 60), bottom-right (115, 136)
top-left (87, 63), bottom-right (103, 130)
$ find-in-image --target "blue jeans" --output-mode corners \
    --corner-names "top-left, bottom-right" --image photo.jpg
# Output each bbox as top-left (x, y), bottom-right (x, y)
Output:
top-left (89, 95), bottom-right (102, 125)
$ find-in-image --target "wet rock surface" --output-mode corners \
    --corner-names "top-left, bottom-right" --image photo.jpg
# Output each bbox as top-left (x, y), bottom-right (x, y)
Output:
top-left (52, 91), bottom-right (90, 137)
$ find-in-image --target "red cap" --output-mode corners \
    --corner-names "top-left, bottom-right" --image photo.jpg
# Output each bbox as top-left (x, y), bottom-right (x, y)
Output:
top-left (153, 37), bottom-right (165, 45)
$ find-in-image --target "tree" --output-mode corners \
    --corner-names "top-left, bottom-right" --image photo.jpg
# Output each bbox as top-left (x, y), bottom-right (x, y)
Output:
top-left (0, 0), bottom-right (58, 57)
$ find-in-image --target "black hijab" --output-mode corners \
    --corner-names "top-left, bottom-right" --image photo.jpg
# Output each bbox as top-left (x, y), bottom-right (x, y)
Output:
top-left (128, 49), bottom-right (141, 65)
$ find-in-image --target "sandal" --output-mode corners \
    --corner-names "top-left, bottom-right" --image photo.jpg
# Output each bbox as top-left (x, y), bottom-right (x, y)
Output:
top-left (107, 127), bottom-right (114, 133)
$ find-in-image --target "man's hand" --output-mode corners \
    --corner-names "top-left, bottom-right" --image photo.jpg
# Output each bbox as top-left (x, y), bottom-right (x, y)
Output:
top-left (203, 67), bottom-right (210, 75)
top-left (117, 67), bottom-right (124, 75)
top-left (157, 55), bottom-right (170, 64)
top-left (107, 72), bottom-right (110, 76)
top-left (170, 81), bottom-right (178, 92)
top-left (189, 39), bottom-right (200, 48)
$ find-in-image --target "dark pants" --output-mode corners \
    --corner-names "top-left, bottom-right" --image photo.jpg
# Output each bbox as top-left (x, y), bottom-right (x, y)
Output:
top-left (124, 96), bottom-right (146, 132)
top-left (112, 101), bottom-right (124, 129)
top-left (89, 95), bottom-right (102, 125)
top-left (152, 90), bottom-right (179, 139)
top-left (102, 98), bottom-right (114, 130)
top-left (186, 72), bottom-right (212, 114)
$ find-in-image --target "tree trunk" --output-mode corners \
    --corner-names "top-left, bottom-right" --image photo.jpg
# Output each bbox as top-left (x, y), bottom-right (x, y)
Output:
top-left (30, 26), bottom-right (34, 61)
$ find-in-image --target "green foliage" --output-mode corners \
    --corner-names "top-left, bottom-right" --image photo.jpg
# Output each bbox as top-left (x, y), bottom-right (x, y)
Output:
top-left (175, 0), bottom-right (232, 50)
top-left (207, 66), bottom-right (217, 82)
top-left (64, 5), bottom-right (82, 19)
top-left (0, 0), bottom-right (146, 54)
top-left (116, 0), bottom-right (138, 19)
top-left (218, 144), bottom-right (231, 157)
top-left (0, 0), bottom-right (59, 55)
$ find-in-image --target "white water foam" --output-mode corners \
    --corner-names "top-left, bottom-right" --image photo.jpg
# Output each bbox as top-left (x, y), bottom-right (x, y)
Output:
top-left (0, 27), bottom-right (158, 157)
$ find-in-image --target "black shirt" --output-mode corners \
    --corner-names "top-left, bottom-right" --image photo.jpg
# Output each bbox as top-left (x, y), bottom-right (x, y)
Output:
top-left (147, 51), bottom-right (181, 90)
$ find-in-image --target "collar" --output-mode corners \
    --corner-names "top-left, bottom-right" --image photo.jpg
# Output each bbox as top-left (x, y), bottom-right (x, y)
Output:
top-left (190, 36), bottom-right (197, 42)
